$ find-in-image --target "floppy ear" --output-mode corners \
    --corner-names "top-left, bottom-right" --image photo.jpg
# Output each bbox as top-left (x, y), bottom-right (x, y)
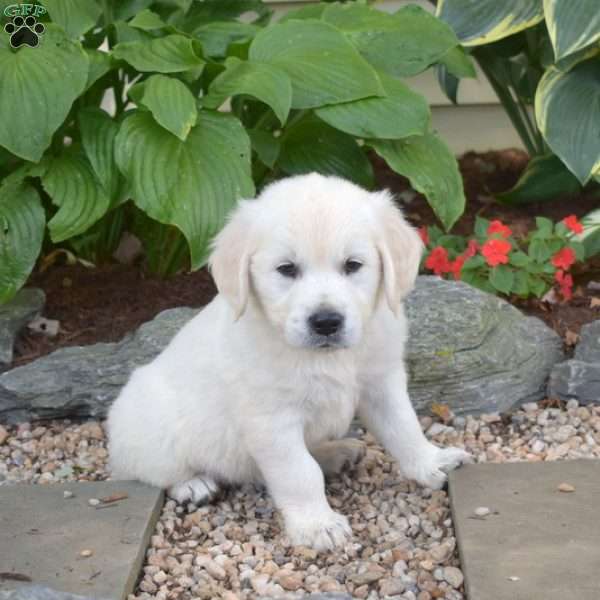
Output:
top-left (374, 191), bottom-right (424, 316)
top-left (208, 201), bottom-right (256, 320)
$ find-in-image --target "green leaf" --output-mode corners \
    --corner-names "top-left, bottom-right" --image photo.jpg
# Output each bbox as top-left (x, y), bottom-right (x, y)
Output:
top-left (249, 20), bottom-right (384, 109)
top-left (135, 75), bottom-right (198, 141)
top-left (42, 151), bottom-right (110, 243)
top-left (315, 72), bottom-right (430, 140)
top-left (535, 216), bottom-right (554, 237)
top-left (570, 240), bottom-right (586, 261)
top-left (78, 107), bottom-right (123, 205)
top-left (535, 59), bottom-right (600, 184)
top-left (438, 45), bottom-right (477, 78)
top-left (114, 35), bottom-right (205, 73)
top-left (114, 0), bottom-right (154, 22)
top-left (324, 4), bottom-right (459, 78)
top-left (497, 154), bottom-right (581, 204)
top-left (489, 264), bottom-right (514, 294)
top-left (462, 255), bottom-right (485, 271)
top-left (204, 57), bottom-right (292, 126)
top-left (0, 26), bottom-right (88, 162)
top-left (44, 0), bottom-right (101, 39)
top-left (115, 110), bottom-right (255, 269)
top-left (113, 21), bottom-right (155, 44)
top-left (84, 49), bottom-right (112, 91)
top-left (572, 208), bottom-right (600, 258)
top-left (248, 129), bottom-right (280, 169)
top-left (529, 238), bottom-right (552, 262)
top-left (0, 183), bottom-right (45, 304)
top-left (369, 132), bottom-right (465, 231)
top-left (184, 0), bottom-right (271, 29)
top-left (474, 216), bottom-right (490, 239)
top-left (279, 5), bottom-right (327, 23)
top-left (194, 22), bottom-right (260, 57)
top-left (528, 273), bottom-right (548, 297)
top-left (437, 0), bottom-right (544, 46)
top-left (509, 251), bottom-right (530, 268)
top-left (129, 9), bottom-right (167, 31)
top-left (544, 0), bottom-right (600, 60)
top-left (511, 270), bottom-right (529, 296)
top-left (436, 63), bottom-right (460, 104)
top-left (279, 117), bottom-right (373, 189)
top-left (461, 269), bottom-right (495, 294)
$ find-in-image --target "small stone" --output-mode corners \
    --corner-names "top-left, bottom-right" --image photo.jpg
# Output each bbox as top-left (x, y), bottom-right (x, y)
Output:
top-left (379, 577), bottom-right (405, 596)
top-left (63, 490), bottom-right (74, 499)
top-left (508, 576), bottom-right (521, 582)
top-left (88, 498), bottom-right (100, 506)
top-left (474, 506), bottom-right (491, 517)
top-left (276, 570), bottom-right (303, 591)
top-left (522, 402), bottom-right (538, 413)
top-left (0, 425), bottom-right (8, 445)
top-left (153, 570), bottom-right (168, 584)
top-left (79, 549), bottom-right (93, 558)
top-left (205, 560), bottom-right (226, 581)
top-left (558, 482), bottom-right (575, 493)
top-left (443, 566), bottom-right (464, 589)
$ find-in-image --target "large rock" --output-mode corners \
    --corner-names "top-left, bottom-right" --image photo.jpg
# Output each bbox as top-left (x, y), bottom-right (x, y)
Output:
top-left (0, 278), bottom-right (563, 423)
top-left (0, 289), bottom-right (45, 365)
top-left (405, 277), bottom-right (563, 414)
top-left (0, 308), bottom-right (196, 423)
top-left (547, 320), bottom-right (600, 404)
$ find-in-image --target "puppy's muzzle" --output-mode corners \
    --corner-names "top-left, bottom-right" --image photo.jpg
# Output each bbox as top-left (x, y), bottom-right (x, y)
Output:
top-left (308, 310), bottom-right (345, 337)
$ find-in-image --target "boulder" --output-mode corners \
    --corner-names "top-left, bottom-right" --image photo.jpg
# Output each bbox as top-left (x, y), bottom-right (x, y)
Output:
top-left (547, 320), bottom-right (600, 404)
top-left (0, 288), bottom-right (45, 365)
top-left (405, 277), bottom-right (563, 414)
top-left (0, 278), bottom-right (564, 423)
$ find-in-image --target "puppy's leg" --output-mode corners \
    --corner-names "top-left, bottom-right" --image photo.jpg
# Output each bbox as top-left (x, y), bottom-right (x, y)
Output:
top-left (311, 439), bottom-right (365, 476)
top-left (168, 476), bottom-right (219, 505)
top-left (359, 368), bottom-right (472, 490)
top-left (248, 425), bottom-right (351, 551)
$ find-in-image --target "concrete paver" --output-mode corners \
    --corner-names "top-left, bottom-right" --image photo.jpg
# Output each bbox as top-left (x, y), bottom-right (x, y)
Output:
top-left (0, 481), bottom-right (163, 600)
top-left (449, 459), bottom-right (600, 600)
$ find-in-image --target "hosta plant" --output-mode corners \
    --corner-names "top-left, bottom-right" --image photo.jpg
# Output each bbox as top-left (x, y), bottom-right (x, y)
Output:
top-left (421, 214), bottom-right (585, 301)
top-left (436, 0), bottom-right (600, 220)
top-left (0, 0), bottom-right (469, 303)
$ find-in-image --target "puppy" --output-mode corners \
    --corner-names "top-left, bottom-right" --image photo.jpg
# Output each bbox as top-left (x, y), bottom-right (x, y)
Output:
top-left (107, 173), bottom-right (471, 550)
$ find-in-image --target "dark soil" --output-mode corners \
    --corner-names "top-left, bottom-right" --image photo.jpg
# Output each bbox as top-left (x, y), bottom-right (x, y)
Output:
top-left (7, 149), bottom-right (600, 370)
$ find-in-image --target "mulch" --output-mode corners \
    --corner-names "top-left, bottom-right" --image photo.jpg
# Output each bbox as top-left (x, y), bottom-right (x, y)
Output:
top-left (6, 149), bottom-right (600, 371)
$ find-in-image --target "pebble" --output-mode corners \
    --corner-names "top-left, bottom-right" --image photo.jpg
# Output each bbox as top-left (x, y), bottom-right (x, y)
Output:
top-left (557, 482), bottom-right (576, 493)
top-left (443, 566), bottom-right (464, 589)
top-left (79, 549), bottom-right (93, 558)
top-left (88, 498), bottom-right (100, 507)
top-left (0, 425), bottom-right (8, 445)
top-left (63, 490), bottom-right (74, 499)
top-left (474, 506), bottom-right (491, 517)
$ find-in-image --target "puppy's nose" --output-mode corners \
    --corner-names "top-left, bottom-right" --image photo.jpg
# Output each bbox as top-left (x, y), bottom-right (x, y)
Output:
top-left (308, 311), bottom-right (344, 336)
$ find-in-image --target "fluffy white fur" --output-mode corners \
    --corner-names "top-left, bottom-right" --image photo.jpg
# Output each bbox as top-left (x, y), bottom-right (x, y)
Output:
top-left (107, 173), bottom-right (471, 551)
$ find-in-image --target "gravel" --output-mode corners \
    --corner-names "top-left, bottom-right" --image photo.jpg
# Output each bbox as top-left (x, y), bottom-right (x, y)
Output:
top-left (2, 399), bottom-right (600, 599)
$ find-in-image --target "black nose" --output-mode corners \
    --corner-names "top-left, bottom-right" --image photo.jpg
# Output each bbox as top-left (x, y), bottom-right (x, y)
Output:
top-left (308, 311), bottom-right (344, 336)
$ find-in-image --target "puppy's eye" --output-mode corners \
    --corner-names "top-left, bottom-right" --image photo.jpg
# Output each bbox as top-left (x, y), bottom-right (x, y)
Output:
top-left (277, 262), bottom-right (299, 278)
top-left (344, 259), bottom-right (363, 275)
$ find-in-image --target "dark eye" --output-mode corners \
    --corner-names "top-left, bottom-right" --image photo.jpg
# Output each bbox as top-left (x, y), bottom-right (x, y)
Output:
top-left (277, 262), bottom-right (299, 278)
top-left (344, 259), bottom-right (363, 275)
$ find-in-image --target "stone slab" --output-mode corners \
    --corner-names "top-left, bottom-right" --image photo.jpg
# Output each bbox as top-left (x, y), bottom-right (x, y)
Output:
top-left (0, 481), bottom-right (164, 600)
top-left (449, 460), bottom-right (600, 600)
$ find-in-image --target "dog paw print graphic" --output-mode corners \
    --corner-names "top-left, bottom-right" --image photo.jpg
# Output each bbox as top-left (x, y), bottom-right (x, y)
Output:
top-left (4, 15), bottom-right (45, 48)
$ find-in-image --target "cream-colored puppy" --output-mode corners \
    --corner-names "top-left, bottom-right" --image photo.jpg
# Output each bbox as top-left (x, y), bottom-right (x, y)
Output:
top-left (108, 173), bottom-right (471, 550)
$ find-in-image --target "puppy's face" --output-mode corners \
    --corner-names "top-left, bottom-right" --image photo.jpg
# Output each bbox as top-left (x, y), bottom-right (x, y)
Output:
top-left (209, 174), bottom-right (423, 350)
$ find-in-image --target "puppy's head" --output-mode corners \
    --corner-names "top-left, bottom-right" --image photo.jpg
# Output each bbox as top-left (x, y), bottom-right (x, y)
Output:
top-left (209, 173), bottom-right (422, 349)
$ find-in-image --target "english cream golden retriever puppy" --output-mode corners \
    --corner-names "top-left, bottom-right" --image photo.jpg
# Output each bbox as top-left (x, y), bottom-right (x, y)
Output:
top-left (108, 173), bottom-right (471, 550)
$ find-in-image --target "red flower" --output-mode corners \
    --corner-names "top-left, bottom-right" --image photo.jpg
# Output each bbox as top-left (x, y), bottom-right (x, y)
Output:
top-left (481, 239), bottom-right (511, 267)
top-left (555, 269), bottom-right (573, 301)
top-left (464, 239), bottom-right (479, 258)
top-left (552, 247), bottom-right (576, 270)
top-left (418, 226), bottom-right (429, 246)
top-left (487, 220), bottom-right (512, 238)
top-left (425, 246), bottom-right (451, 275)
top-left (563, 215), bottom-right (583, 235)
top-left (451, 255), bottom-right (466, 280)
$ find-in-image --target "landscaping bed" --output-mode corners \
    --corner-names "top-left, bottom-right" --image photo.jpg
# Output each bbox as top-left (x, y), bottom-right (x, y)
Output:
top-left (5, 148), bottom-right (600, 374)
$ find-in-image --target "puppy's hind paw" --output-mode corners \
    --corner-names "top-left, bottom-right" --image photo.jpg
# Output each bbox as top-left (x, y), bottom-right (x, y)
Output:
top-left (168, 476), bottom-right (219, 505)
top-left (406, 446), bottom-right (473, 491)
top-left (286, 510), bottom-right (352, 551)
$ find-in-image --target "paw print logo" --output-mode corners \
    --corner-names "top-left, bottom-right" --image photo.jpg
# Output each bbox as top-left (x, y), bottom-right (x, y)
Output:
top-left (4, 15), bottom-right (45, 48)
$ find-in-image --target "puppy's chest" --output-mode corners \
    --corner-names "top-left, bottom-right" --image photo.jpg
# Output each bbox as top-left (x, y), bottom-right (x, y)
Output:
top-left (299, 371), bottom-right (359, 444)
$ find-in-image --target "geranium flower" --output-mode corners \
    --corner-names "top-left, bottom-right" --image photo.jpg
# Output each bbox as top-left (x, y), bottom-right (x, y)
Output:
top-left (418, 226), bottom-right (429, 246)
top-left (451, 255), bottom-right (466, 281)
top-left (487, 220), bottom-right (512, 238)
top-left (481, 239), bottom-right (511, 267)
top-left (563, 215), bottom-right (583, 235)
top-left (552, 247), bottom-right (576, 270)
top-left (425, 246), bottom-right (451, 275)
top-left (555, 269), bottom-right (573, 300)
top-left (464, 239), bottom-right (479, 258)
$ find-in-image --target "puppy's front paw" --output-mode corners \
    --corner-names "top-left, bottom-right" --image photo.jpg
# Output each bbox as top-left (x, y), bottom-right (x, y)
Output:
top-left (286, 510), bottom-right (352, 551)
top-left (404, 445), bottom-right (473, 490)
top-left (168, 476), bottom-right (219, 504)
